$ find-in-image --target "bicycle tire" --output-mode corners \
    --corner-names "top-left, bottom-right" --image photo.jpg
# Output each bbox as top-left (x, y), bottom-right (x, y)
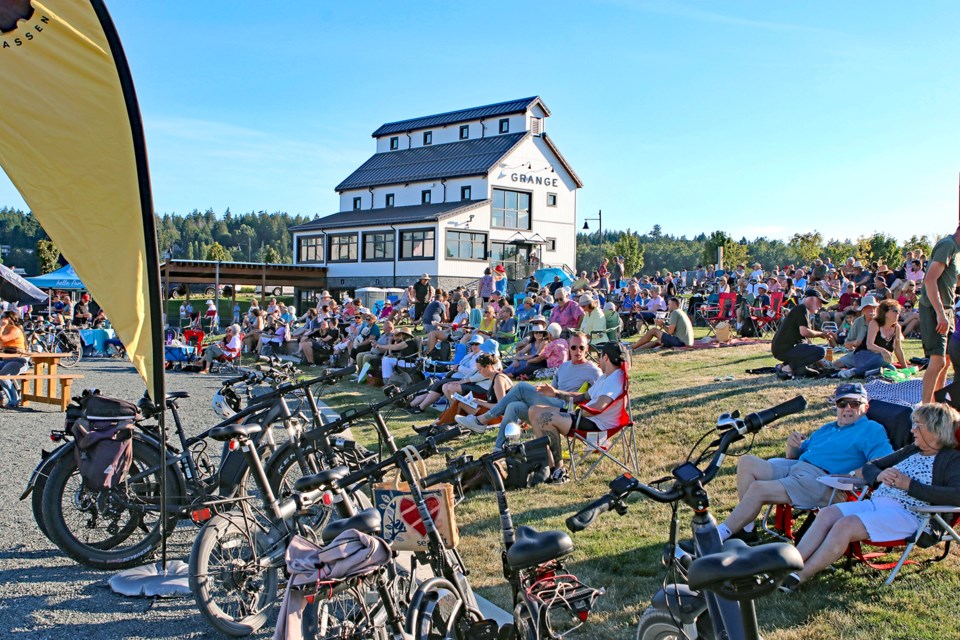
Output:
top-left (31, 473), bottom-right (50, 540)
top-left (302, 580), bottom-right (389, 640)
top-left (635, 605), bottom-right (714, 640)
top-left (54, 331), bottom-right (82, 367)
top-left (408, 578), bottom-right (466, 640)
top-left (42, 441), bottom-right (179, 569)
top-left (189, 510), bottom-right (281, 637)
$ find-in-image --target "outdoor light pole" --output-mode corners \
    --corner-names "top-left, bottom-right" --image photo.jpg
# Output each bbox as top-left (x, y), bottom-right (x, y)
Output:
top-left (582, 209), bottom-right (603, 264)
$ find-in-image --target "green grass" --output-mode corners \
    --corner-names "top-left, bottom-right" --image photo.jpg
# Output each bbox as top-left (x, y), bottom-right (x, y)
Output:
top-left (271, 332), bottom-right (955, 640)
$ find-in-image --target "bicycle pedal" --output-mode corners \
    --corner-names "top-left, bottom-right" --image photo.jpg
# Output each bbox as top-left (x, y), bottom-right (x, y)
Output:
top-left (466, 619), bottom-right (499, 640)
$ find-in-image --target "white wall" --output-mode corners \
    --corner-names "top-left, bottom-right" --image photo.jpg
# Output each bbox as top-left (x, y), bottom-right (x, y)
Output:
top-left (373, 113), bottom-right (530, 153)
top-left (339, 176), bottom-right (488, 212)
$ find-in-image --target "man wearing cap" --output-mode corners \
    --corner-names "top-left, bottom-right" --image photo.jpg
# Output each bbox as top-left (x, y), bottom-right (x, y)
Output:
top-left (771, 289), bottom-right (836, 378)
top-left (631, 296), bottom-right (693, 350)
top-left (716, 382), bottom-right (893, 543)
top-left (550, 288), bottom-right (584, 332)
top-left (852, 262), bottom-right (872, 289)
top-left (378, 326), bottom-right (420, 381)
top-left (456, 331), bottom-right (601, 450)
top-left (413, 274), bottom-right (434, 322)
top-left (921, 224), bottom-right (960, 403)
top-left (73, 293), bottom-right (93, 326)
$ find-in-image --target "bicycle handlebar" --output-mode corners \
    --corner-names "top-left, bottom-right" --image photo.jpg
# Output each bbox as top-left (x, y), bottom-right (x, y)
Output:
top-left (566, 395), bottom-right (807, 532)
top-left (420, 436), bottom-right (551, 488)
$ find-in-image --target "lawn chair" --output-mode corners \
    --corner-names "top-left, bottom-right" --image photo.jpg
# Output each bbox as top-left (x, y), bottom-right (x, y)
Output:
top-left (750, 291), bottom-right (784, 336)
top-left (183, 329), bottom-right (205, 354)
top-left (699, 292), bottom-right (738, 338)
top-left (210, 332), bottom-right (244, 374)
top-left (565, 362), bottom-right (639, 480)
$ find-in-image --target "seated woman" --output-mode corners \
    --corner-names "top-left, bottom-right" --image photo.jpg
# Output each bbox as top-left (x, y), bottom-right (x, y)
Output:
top-left (785, 402), bottom-right (960, 591)
top-left (199, 324), bottom-right (242, 374)
top-left (504, 327), bottom-right (549, 379)
top-left (897, 281), bottom-right (920, 336)
top-left (242, 309), bottom-right (265, 352)
top-left (495, 305), bottom-right (518, 344)
top-left (463, 305), bottom-right (497, 344)
top-left (532, 322), bottom-right (569, 379)
top-left (0, 310), bottom-right (30, 409)
top-left (516, 297), bottom-right (537, 329)
top-left (838, 299), bottom-right (906, 379)
top-left (407, 336), bottom-right (484, 413)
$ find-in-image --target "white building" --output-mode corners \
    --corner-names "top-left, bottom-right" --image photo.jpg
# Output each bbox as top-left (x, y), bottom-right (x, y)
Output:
top-left (289, 96), bottom-right (582, 294)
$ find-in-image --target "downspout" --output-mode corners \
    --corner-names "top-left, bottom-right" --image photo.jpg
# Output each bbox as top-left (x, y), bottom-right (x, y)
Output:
top-left (369, 186), bottom-right (375, 209)
top-left (388, 223), bottom-right (397, 288)
top-left (405, 131), bottom-right (412, 149)
top-left (479, 118), bottom-right (486, 138)
top-left (441, 178), bottom-right (447, 203)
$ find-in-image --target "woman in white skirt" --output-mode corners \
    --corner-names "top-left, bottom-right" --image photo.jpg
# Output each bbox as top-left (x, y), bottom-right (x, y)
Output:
top-left (782, 402), bottom-right (960, 591)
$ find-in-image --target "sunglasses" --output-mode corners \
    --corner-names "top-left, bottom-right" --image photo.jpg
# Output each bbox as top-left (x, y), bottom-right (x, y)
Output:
top-left (569, 345), bottom-right (586, 351)
top-left (835, 399), bottom-right (863, 409)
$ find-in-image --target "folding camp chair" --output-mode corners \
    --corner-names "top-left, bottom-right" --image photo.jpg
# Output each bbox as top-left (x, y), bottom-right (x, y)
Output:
top-left (699, 292), bottom-right (738, 338)
top-left (749, 291), bottom-right (784, 337)
top-left (565, 363), bottom-right (639, 480)
top-left (210, 333), bottom-right (244, 374)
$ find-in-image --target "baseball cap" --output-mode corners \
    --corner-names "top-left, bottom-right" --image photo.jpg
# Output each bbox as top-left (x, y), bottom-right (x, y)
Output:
top-left (597, 341), bottom-right (628, 366)
top-left (469, 335), bottom-right (485, 345)
top-left (832, 383), bottom-right (869, 404)
top-left (858, 295), bottom-right (879, 310)
top-left (803, 289), bottom-right (828, 303)
top-left (578, 294), bottom-right (595, 306)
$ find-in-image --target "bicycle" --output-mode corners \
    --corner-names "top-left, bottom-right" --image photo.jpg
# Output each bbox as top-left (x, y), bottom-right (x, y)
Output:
top-left (420, 426), bottom-right (604, 640)
top-left (566, 396), bottom-right (808, 640)
top-left (28, 366), bottom-right (354, 569)
top-left (24, 319), bottom-right (83, 367)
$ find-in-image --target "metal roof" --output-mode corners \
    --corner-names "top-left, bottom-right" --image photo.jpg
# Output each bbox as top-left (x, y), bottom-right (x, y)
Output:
top-left (335, 133), bottom-right (526, 192)
top-left (371, 96), bottom-right (547, 137)
top-left (289, 199), bottom-right (491, 232)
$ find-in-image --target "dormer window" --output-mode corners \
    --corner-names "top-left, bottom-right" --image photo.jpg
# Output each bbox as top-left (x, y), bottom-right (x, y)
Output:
top-left (423, 131), bottom-right (433, 145)
top-left (461, 186), bottom-right (471, 201)
top-left (459, 125), bottom-right (469, 140)
top-left (389, 136), bottom-right (399, 150)
top-left (498, 118), bottom-right (509, 134)
top-left (352, 196), bottom-right (362, 210)
top-left (421, 189), bottom-right (432, 205)
top-left (385, 193), bottom-right (395, 208)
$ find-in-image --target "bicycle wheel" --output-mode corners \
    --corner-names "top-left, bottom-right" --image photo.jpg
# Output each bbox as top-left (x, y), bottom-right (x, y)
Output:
top-left (54, 331), bottom-right (82, 367)
top-left (190, 510), bottom-right (281, 637)
top-left (635, 605), bottom-right (714, 640)
top-left (302, 581), bottom-right (389, 640)
top-left (42, 439), bottom-right (179, 569)
top-left (409, 579), bottom-right (465, 640)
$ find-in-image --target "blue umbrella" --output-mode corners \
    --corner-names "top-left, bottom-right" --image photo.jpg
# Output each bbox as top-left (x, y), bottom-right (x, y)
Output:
top-left (534, 267), bottom-right (573, 289)
top-left (0, 264), bottom-right (48, 306)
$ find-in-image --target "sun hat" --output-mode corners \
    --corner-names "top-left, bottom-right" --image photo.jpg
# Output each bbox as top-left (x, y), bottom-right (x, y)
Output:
top-left (858, 295), bottom-right (879, 310)
top-left (603, 301), bottom-right (617, 311)
top-left (578, 294), bottom-right (595, 306)
top-left (468, 335), bottom-right (485, 345)
top-left (757, 283), bottom-right (768, 291)
top-left (420, 273), bottom-right (430, 280)
top-left (832, 382), bottom-right (869, 404)
top-left (479, 338), bottom-right (500, 354)
top-left (853, 261), bottom-right (863, 269)
top-left (494, 265), bottom-right (506, 273)
top-left (393, 327), bottom-right (414, 337)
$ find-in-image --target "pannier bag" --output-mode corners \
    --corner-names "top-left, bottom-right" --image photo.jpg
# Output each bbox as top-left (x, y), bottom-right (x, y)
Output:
top-left (505, 438), bottom-right (551, 490)
top-left (71, 391), bottom-right (142, 491)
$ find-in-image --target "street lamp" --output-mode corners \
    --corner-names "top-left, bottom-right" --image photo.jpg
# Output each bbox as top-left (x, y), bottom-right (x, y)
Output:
top-left (582, 209), bottom-right (603, 266)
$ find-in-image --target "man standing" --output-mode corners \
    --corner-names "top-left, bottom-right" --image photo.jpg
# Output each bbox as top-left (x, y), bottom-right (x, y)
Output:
top-left (413, 274), bottom-right (434, 321)
top-left (771, 289), bottom-right (834, 379)
top-left (716, 383), bottom-right (892, 543)
top-left (920, 224), bottom-right (960, 403)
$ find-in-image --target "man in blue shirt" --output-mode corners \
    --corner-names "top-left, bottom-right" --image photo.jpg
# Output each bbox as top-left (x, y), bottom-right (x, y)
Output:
top-left (717, 383), bottom-right (893, 543)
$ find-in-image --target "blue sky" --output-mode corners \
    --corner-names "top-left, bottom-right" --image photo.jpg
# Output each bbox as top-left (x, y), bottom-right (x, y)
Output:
top-left (3, 0), bottom-right (959, 242)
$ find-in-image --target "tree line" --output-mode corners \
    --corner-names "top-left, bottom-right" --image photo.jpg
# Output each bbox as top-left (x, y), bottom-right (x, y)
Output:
top-left (575, 225), bottom-right (938, 278)
top-left (0, 206), bottom-right (311, 274)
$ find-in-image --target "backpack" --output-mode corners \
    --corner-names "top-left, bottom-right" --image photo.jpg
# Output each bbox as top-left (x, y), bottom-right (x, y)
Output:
top-left (504, 439), bottom-right (551, 490)
top-left (71, 392), bottom-right (142, 492)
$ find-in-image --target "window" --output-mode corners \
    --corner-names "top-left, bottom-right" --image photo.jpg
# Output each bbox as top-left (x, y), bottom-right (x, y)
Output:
top-left (328, 233), bottom-right (358, 262)
top-left (492, 188), bottom-right (531, 230)
top-left (385, 193), bottom-right (395, 208)
top-left (421, 189), bottom-right (432, 205)
top-left (297, 234), bottom-right (324, 263)
top-left (546, 238), bottom-right (557, 252)
top-left (460, 186), bottom-right (471, 201)
top-left (459, 125), bottom-right (469, 140)
top-left (498, 118), bottom-right (509, 134)
top-left (491, 242), bottom-right (530, 265)
top-left (352, 196), bottom-right (362, 210)
top-left (423, 131), bottom-right (432, 145)
top-left (546, 193), bottom-right (557, 207)
top-left (389, 136), bottom-right (399, 150)
top-left (400, 228), bottom-right (435, 260)
top-left (446, 230), bottom-right (486, 261)
top-left (363, 231), bottom-right (395, 261)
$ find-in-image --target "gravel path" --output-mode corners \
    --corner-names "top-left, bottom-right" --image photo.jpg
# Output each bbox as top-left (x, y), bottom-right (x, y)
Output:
top-left (0, 358), bottom-right (270, 639)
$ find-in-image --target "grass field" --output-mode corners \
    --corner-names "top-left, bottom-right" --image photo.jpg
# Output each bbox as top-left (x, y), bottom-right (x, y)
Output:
top-left (286, 332), bottom-right (957, 640)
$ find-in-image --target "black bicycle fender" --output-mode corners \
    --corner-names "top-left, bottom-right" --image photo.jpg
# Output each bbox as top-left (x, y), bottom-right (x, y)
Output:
top-left (20, 443), bottom-right (74, 500)
top-left (651, 584), bottom-right (707, 624)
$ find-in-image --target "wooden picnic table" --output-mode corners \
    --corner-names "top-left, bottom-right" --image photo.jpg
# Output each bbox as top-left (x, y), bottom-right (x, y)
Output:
top-left (0, 352), bottom-right (82, 411)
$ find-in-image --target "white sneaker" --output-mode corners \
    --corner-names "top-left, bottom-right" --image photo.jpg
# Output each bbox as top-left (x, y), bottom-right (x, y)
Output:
top-left (455, 414), bottom-right (487, 433)
top-left (838, 368), bottom-right (855, 379)
top-left (356, 361), bottom-right (372, 383)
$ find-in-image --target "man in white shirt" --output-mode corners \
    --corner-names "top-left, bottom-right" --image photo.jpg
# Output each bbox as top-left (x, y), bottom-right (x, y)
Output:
top-left (527, 342), bottom-right (629, 483)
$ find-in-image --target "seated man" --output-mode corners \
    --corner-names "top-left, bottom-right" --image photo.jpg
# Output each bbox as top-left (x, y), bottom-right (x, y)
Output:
top-left (455, 331), bottom-right (600, 450)
top-left (526, 341), bottom-right (630, 484)
top-left (771, 289), bottom-right (835, 379)
top-left (199, 324), bottom-right (242, 374)
top-left (630, 296), bottom-right (693, 350)
top-left (716, 383), bottom-right (893, 543)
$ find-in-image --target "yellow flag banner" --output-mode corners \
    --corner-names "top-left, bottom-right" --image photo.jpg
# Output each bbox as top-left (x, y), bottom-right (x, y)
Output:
top-left (0, 0), bottom-right (163, 401)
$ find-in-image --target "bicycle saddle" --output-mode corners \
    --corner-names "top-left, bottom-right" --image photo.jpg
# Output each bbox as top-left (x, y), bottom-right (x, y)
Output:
top-left (506, 525), bottom-right (574, 570)
top-left (208, 422), bottom-right (263, 442)
top-left (687, 539), bottom-right (803, 601)
top-left (293, 465), bottom-right (350, 493)
top-left (321, 508), bottom-right (383, 544)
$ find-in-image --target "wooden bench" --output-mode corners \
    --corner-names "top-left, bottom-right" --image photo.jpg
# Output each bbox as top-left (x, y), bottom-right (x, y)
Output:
top-left (0, 373), bottom-right (83, 411)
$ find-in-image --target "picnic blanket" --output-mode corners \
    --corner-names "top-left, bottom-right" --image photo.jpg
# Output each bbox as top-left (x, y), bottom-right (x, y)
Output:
top-left (863, 378), bottom-right (943, 408)
top-left (683, 337), bottom-right (770, 350)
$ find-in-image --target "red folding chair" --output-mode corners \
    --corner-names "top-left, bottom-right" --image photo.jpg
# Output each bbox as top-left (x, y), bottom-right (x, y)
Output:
top-left (699, 292), bottom-right (737, 338)
top-left (565, 362), bottom-right (638, 480)
top-left (749, 291), bottom-right (784, 337)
